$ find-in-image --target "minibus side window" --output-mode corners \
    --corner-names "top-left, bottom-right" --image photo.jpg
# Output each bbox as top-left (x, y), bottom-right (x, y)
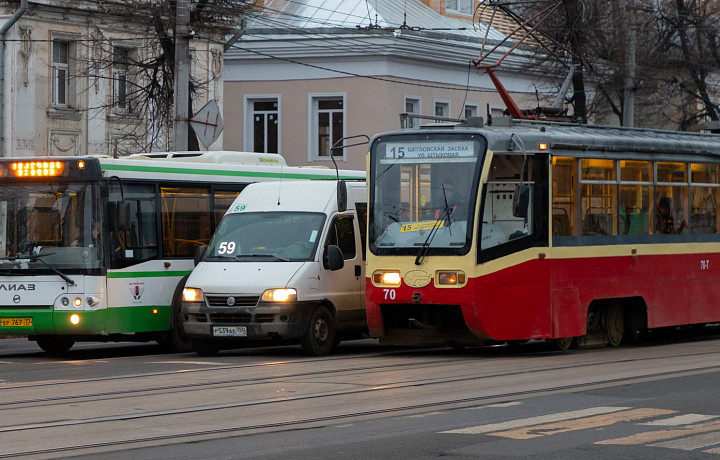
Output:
top-left (326, 215), bottom-right (356, 260)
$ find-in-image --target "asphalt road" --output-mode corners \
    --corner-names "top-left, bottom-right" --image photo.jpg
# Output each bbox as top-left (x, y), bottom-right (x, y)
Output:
top-left (3, 329), bottom-right (720, 459)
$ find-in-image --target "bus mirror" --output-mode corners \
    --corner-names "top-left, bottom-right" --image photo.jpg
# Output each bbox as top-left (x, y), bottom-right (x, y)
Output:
top-left (324, 245), bottom-right (344, 271)
top-left (194, 245), bottom-right (206, 266)
top-left (337, 180), bottom-right (347, 213)
top-left (116, 202), bottom-right (132, 231)
top-left (513, 185), bottom-right (530, 218)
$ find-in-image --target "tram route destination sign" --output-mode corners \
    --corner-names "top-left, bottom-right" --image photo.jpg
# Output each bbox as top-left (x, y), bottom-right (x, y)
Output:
top-left (384, 141), bottom-right (476, 159)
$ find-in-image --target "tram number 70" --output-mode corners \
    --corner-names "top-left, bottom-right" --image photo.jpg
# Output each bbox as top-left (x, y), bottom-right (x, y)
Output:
top-left (383, 289), bottom-right (396, 300)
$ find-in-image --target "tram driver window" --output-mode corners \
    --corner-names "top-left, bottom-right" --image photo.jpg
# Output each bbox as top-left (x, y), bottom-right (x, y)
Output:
top-left (481, 154), bottom-right (534, 250)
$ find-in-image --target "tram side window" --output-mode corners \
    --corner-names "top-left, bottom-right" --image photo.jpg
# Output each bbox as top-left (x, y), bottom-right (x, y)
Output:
top-left (161, 186), bottom-right (212, 257)
top-left (552, 157), bottom-right (576, 236)
top-left (619, 160), bottom-right (652, 235)
top-left (655, 162), bottom-right (688, 235)
top-left (580, 159), bottom-right (616, 236)
top-left (481, 154), bottom-right (533, 250)
top-left (690, 163), bottom-right (719, 234)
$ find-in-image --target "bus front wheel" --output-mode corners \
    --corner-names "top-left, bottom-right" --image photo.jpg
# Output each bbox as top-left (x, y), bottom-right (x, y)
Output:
top-left (36, 336), bottom-right (74, 354)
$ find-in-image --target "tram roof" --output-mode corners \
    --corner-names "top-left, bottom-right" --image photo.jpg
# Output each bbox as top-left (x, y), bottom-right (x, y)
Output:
top-left (387, 119), bottom-right (720, 162)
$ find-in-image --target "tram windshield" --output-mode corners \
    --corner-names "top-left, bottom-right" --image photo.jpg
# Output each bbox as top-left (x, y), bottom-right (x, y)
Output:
top-left (0, 182), bottom-right (104, 273)
top-left (205, 212), bottom-right (326, 262)
top-left (369, 132), bottom-right (486, 255)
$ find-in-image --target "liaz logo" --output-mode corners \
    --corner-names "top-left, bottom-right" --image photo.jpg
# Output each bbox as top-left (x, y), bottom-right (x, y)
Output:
top-left (0, 284), bottom-right (35, 291)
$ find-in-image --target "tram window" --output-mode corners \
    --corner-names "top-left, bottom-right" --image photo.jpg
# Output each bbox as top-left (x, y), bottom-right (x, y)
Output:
top-left (481, 154), bottom-right (533, 250)
top-left (691, 163), bottom-right (720, 184)
top-left (161, 186), bottom-right (212, 257)
top-left (690, 186), bottom-right (718, 234)
top-left (552, 157), bottom-right (576, 236)
top-left (581, 159), bottom-right (615, 181)
top-left (580, 159), bottom-right (616, 236)
top-left (654, 187), bottom-right (688, 234)
top-left (621, 160), bottom-right (652, 182)
top-left (619, 185), bottom-right (650, 235)
top-left (657, 162), bottom-right (687, 183)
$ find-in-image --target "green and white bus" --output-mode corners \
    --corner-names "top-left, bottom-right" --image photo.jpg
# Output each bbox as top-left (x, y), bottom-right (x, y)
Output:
top-left (0, 152), bottom-right (364, 353)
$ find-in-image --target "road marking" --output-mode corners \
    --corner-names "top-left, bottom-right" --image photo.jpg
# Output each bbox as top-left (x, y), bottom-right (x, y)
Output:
top-left (651, 431), bottom-right (720, 451)
top-left (402, 412), bottom-right (446, 419)
top-left (442, 406), bottom-right (631, 435)
top-left (488, 408), bottom-right (675, 440)
top-left (641, 414), bottom-right (718, 426)
top-left (597, 419), bottom-right (720, 445)
top-left (150, 361), bottom-right (233, 366)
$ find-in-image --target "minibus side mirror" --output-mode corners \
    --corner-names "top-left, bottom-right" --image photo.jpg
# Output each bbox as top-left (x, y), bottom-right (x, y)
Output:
top-left (194, 245), bottom-right (207, 266)
top-left (324, 245), bottom-right (344, 271)
top-left (337, 180), bottom-right (347, 213)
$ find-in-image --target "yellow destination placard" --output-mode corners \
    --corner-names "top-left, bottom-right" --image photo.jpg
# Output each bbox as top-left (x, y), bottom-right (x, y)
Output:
top-left (401, 220), bottom-right (444, 232)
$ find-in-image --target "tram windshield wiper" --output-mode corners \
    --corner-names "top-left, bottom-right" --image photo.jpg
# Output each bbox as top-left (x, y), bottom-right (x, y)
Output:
top-left (0, 253), bottom-right (75, 286)
top-left (414, 185), bottom-right (453, 266)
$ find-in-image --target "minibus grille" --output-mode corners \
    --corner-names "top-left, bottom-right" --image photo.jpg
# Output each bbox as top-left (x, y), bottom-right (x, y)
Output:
top-left (210, 313), bottom-right (252, 323)
top-left (205, 295), bottom-right (259, 307)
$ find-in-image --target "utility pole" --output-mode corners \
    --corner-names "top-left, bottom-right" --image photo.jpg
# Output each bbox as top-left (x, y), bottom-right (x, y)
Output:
top-left (623, 1), bottom-right (636, 127)
top-left (173, 0), bottom-right (190, 151)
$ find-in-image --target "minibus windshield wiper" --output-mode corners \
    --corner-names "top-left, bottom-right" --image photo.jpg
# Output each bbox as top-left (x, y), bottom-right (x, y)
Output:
top-left (234, 254), bottom-right (291, 262)
top-left (0, 253), bottom-right (75, 286)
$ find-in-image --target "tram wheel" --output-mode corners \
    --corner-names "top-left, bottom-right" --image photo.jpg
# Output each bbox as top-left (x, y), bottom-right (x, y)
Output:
top-left (36, 336), bottom-right (75, 354)
top-left (300, 306), bottom-right (336, 356)
top-left (190, 338), bottom-right (219, 356)
top-left (552, 337), bottom-right (575, 351)
top-left (606, 302), bottom-right (625, 347)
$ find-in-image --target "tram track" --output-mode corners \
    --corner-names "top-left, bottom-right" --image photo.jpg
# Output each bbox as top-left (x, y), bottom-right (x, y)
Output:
top-left (3, 361), bottom-right (720, 459)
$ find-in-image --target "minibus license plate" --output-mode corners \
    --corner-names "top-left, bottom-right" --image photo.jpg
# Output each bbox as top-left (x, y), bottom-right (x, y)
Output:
top-left (1, 317), bottom-right (32, 327)
top-left (213, 326), bottom-right (247, 337)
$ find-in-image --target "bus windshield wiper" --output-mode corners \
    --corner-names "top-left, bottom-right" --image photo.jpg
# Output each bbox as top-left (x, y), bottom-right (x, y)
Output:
top-left (1, 253), bottom-right (75, 286)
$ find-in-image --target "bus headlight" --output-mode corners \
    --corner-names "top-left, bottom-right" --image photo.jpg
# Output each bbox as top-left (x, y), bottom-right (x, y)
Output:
top-left (372, 270), bottom-right (401, 287)
top-left (261, 288), bottom-right (297, 302)
top-left (70, 314), bottom-right (80, 325)
top-left (183, 288), bottom-right (204, 302)
top-left (437, 271), bottom-right (466, 286)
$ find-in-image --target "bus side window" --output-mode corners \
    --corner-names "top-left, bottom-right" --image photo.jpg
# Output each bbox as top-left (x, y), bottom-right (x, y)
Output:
top-left (161, 186), bottom-right (212, 257)
top-left (109, 183), bottom-right (159, 269)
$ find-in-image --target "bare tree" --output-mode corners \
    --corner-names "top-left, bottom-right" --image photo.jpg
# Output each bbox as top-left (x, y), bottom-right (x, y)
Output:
top-left (77, 0), bottom-right (255, 154)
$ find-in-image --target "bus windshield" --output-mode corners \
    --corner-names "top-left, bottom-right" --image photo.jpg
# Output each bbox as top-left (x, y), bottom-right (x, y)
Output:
top-left (369, 132), bottom-right (486, 255)
top-left (205, 212), bottom-right (326, 262)
top-left (0, 182), bottom-right (104, 272)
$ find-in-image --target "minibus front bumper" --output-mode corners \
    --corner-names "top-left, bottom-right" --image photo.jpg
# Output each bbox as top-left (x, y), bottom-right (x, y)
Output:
top-left (181, 300), bottom-right (314, 340)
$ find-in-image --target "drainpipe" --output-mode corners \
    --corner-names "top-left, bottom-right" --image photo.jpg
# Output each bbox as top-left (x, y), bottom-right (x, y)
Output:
top-left (0, 0), bottom-right (28, 157)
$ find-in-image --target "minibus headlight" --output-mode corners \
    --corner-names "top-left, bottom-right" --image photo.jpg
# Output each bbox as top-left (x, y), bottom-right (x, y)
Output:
top-left (372, 270), bottom-right (401, 287)
top-left (183, 288), bottom-right (204, 302)
top-left (261, 288), bottom-right (297, 302)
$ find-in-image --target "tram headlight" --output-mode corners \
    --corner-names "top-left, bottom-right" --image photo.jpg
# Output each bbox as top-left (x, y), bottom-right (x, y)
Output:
top-left (183, 288), bottom-right (204, 302)
top-left (372, 270), bottom-right (401, 287)
top-left (437, 271), bottom-right (466, 286)
top-left (261, 288), bottom-right (297, 302)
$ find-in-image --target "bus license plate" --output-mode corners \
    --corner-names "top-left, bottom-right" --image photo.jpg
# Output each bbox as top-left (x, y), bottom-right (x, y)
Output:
top-left (1, 317), bottom-right (32, 327)
top-left (213, 326), bottom-right (247, 337)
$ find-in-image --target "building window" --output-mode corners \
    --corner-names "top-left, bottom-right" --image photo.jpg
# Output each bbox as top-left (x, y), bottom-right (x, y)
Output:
top-left (112, 47), bottom-right (132, 111)
top-left (464, 104), bottom-right (479, 119)
top-left (310, 95), bottom-right (345, 160)
top-left (404, 96), bottom-right (421, 128)
top-left (52, 41), bottom-right (69, 106)
top-left (435, 101), bottom-right (450, 122)
top-left (252, 99), bottom-right (279, 154)
top-left (446, 0), bottom-right (474, 15)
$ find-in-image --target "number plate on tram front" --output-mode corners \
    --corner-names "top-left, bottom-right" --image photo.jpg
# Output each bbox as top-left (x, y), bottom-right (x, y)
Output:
top-left (1, 317), bottom-right (32, 327)
top-left (212, 326), bottom-right (247, 337)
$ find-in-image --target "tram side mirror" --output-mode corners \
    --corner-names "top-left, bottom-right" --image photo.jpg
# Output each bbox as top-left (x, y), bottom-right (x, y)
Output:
top-left (194, 245), bottom-right (207, 266)
top-left (512, 185), bottom-right (530, 219)
top-left (324, 245), bottom-right (344, 271)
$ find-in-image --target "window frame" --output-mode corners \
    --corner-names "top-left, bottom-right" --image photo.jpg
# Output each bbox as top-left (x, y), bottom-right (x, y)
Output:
top-left (112, 46), bottom-right (133, 113)
top-left (244, 95), bottom-right (281, 154)
top-left (445, 0), bottom-right (474, 16)
top-left (434, 100), bottom-right (451, 122)
top-left (308, 93), bottom-right (346, 162)
top-left (51, 40), bottom-right (70, 107)
top-left (404, 96), bottom-right (421, 128)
